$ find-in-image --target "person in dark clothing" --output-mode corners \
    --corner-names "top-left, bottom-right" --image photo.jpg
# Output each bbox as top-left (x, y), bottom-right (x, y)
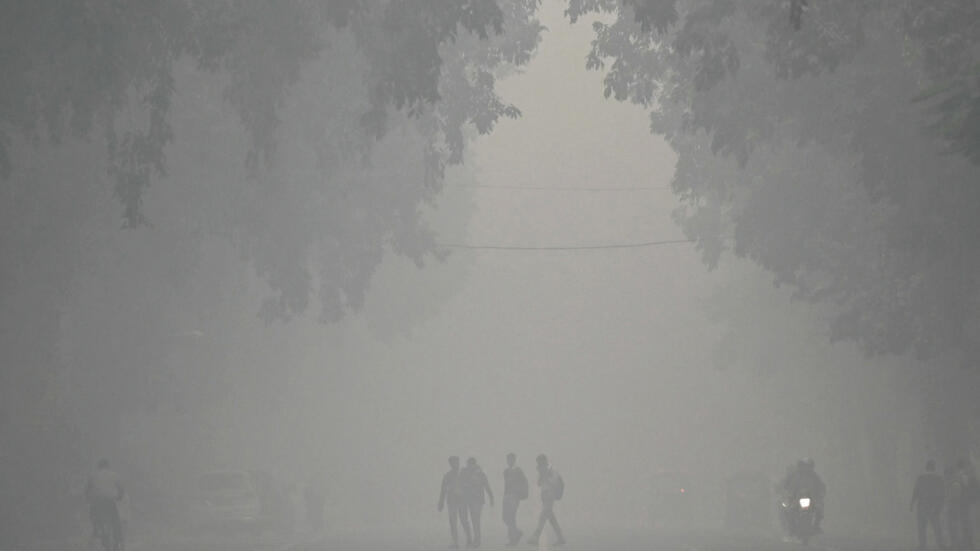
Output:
top-left (911, 460), bottom-right (946, 550)
top-left (503, 453), bottom-right (529, 546)
top-left (946, 466), bottom-right (962, 549)
top-left (85, 459), bottom-right (124, 551)
top-left (528, 454), bottom-right (565, 546)
top-left (781, 459), bottom-right (826, 532)
top-left (439, 456), bottom-right (472, 549)
top-left (460, 457), bottom-right (493, 548)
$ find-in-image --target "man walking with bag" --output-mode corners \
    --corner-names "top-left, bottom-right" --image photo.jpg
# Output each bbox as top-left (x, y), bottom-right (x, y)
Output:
top-left (528, 454), bottom-right (565, 547)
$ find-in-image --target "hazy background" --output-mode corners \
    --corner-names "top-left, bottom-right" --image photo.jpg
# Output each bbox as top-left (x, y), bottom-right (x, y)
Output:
top-left (2, 1), bottom-right (978, 548)
top-left (84, 2), bottom-right (922, 536)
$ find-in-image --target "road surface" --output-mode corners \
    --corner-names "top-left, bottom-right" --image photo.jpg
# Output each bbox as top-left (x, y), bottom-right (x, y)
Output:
top-left (27, 527), bottom-right (913, 551)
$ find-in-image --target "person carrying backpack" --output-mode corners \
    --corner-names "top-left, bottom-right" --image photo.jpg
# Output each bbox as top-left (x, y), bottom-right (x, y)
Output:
top-left (503, 453), bottom-right (529, 546)
top-left (528, 454), bottom-right (565, 546)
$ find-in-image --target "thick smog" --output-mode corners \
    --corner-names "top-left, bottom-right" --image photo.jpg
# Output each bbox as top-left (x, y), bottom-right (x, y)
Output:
top-left (1, 2), bottom-right (978, 551)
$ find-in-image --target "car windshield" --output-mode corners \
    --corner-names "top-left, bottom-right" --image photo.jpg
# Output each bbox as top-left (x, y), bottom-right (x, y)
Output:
top-left (198, 472), bottom-right (250, 493)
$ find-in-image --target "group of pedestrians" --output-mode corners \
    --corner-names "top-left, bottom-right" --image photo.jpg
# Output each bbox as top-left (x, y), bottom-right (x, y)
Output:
top-left (911, 459), bottom-right (979, 550)
top-left (439, 453), bottom-right (565, 549)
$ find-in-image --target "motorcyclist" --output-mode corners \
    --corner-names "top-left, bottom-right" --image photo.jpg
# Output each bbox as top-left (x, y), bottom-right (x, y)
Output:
top-left (781, 459), bottom-right (825, 533)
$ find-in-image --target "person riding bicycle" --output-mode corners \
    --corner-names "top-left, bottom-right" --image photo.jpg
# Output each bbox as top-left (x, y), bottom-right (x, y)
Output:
top-left (85, 459), bottom-right (124, 551)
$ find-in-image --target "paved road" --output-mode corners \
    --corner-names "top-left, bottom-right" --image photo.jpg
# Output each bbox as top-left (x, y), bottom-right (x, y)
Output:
top-left (284, 530), bottom-right (912, 551)
top-left (26, 528), bottom-right (913, 551)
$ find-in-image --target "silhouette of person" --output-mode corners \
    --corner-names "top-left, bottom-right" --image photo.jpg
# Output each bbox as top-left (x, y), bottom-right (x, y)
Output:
top-left (439, 456), bottom-right (472, 549)
top-left (528, 454), bottom-right (565, 546)
top-left (85, 459), bottom-right (124, 551)
top-left (461, 457), bottom-right (493, 548)
top-left (911, 460), bottom-right (946, 550)
top-left (503, 453), bottom-right (529, 546)
top-left (782, 458), bottom-right (825, 532)
top-left (946, 465), bottom-right (961, 548)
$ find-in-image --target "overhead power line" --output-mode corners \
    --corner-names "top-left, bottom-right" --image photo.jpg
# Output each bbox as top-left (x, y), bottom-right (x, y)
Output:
top-left (451, 183), bottom-right (671, 191)
top-left (434, 238), bottom-right (694, 251)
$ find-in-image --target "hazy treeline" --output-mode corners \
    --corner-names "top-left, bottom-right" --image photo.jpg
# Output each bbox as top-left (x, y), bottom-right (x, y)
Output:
top-left (572, 0), bottom-right (980, 456)
top-left (0, 0), bottom-right (541, 540)
top-left (0, 0), bottom-right (978, 542)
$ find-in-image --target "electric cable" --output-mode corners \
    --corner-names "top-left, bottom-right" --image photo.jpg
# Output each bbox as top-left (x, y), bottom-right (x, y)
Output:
top-left (434, 238), bottom-right (694, 251)
top-left (450, 183), bottom-right (670, 191)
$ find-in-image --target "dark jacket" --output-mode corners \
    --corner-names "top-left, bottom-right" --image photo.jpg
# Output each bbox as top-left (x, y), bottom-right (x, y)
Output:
top-left (912, 472), bottom-right (945, 512)
top-left (439, 469), bottom-right (463, 508)
top-left (461, 465), bottom-right (493, 505)
top-left (504, 467), bottom-right (528, 500)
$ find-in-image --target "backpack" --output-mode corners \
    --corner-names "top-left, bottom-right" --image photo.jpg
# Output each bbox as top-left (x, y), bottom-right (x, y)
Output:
top-left (553, 472), bottom-right (565, 500)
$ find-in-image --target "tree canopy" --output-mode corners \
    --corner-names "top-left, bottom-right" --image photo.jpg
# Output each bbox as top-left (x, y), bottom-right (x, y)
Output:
top-left (572, 0), bottom-right (980, 363)
top-left (0, 0), bottom-right (542, 335)
top-left (0, 4), bottom-right (542, 528)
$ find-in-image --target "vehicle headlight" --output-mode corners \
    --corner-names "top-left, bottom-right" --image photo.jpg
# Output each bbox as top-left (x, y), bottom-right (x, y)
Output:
top-left (799, 498), bottom-right (811, 509)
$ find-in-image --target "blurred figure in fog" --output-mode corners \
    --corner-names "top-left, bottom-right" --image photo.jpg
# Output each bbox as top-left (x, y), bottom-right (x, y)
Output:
top-left (780, 458), bottom-right (825, 533)
top-left (461, 457), bottom-right (493, 548)
top-left (528, 454), bottom-right (565, 547)
top-left (777, 464), bottom-right (794, 536)
top-left (439, 456), bottom-right (471, 549)
top-left (911, 460), bottom-right (946, 550)
top-left (85, 459), bottom-right (124, 551)
top-left (304, 474), bottom-right (326, 533)
top-left (503, 453), bottom-right (529, 546)
top-left (946, 466), bottom-right (960, 548)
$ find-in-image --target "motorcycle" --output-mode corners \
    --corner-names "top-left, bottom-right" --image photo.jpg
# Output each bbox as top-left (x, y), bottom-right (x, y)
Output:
top-left (780, 494), bottom-right (820, 545)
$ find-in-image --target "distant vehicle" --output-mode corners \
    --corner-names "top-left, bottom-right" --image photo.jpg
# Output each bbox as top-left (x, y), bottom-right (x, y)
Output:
top-left (724, 471), bottom-right (771, 533)
top-left (648, 471), bottom-right (693, 528)
top-left (188, 470), bottom-right (292, 535)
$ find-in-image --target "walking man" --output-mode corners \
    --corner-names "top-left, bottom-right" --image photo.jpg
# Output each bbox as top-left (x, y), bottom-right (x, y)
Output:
top-left (439, 456), bottom-right (472, 549)
top-left (911, 460), bottom-right (946, 550)
top-left (947, 465), bottom-right (961, 548)
top-left (503, 453), bottom-right (529, 546)
top-left (528, 454), bottom-right (565, 546)
top-left (461, 457), bottom-right (494, 548)
top-left (85, 459), bottom-right (124, 551)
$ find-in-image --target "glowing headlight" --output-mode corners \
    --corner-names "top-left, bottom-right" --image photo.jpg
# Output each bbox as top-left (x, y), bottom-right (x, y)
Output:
top-left (799, 498), bottom-right (811, 509)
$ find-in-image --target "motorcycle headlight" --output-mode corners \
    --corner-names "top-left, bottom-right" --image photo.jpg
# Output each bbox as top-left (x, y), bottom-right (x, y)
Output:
top-left (799, 497), bottom-right (811, 509)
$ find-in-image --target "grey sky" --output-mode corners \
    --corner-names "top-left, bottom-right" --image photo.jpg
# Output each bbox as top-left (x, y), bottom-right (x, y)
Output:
top-left (330, 3), bottom-right (732, 529)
